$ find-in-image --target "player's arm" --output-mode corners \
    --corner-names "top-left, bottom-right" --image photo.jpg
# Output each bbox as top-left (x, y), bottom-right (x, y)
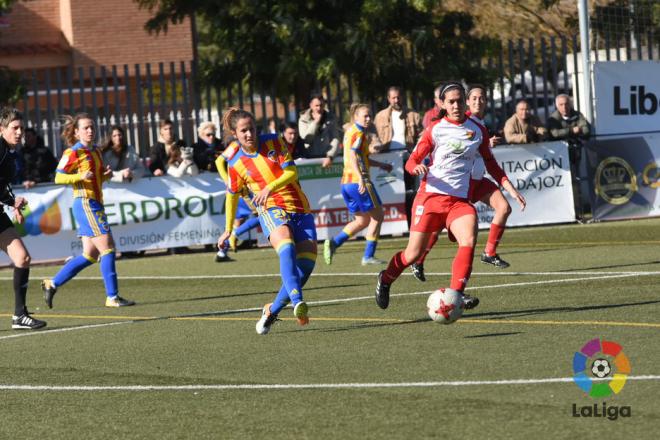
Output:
top-left (253, 143), bottom-right (299, 205)
top-left (215, 155), bottom-right (229, 183)
top-left (405, 128), bottom-right (432, 176)
top-left (54, 150), bottom-right (91, 184)
top-left (478, 137), bottom-right (526, 210)
top-left (348, 136), bottom-right (367, 193)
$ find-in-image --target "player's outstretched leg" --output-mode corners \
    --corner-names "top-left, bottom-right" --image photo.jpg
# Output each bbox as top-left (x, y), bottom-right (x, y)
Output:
top-left (480, 190), bottom-right (512, 269)
top-left (42, 253), bottom-right (95, 309)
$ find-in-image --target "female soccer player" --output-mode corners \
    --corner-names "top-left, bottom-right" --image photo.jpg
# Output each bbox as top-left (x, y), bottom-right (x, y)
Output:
top-left (0, 108), bottom-right (46, 329)
top-left (324, 104), bottom-right (393, 266)
top-left (375, 83), bottom-right (525, 310)
top-left (216, 108), bottom-right (316, 335)
top-left (41, 114), bottom-right (135, 308)
top-left (467, 84), bottom-right (524, 268)
top-left (409, 84), bottom-right (526, 281)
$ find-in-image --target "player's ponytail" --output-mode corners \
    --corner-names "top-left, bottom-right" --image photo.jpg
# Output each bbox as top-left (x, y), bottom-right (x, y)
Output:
top-left (222, 107), bottom-right (254, 141)
top-left (61, 113), bottom-right (93, 147)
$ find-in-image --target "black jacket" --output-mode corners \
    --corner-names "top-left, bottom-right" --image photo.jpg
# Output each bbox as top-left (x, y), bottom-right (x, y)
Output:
top-left (190, 137), bottom-right (224, 172)
top-left (0, 137), bottom-right (17, 207)
top-left (20, 139), bottom-right (58, 183)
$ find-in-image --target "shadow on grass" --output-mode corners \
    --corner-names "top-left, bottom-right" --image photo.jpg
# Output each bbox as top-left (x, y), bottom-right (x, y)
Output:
top-left (464, 331), bottom-right (523, 339)
top-left (467, 299), bottom-right (660, 320)
top-left (556, 260), bottom-right (660, 272)
top-left (277, 318), bottom-right (430, 334)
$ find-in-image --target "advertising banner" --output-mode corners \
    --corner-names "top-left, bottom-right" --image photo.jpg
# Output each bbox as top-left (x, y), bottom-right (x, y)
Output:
top-left (475, 141), bottom-right (575, 228)
top-left (585, 133), bottom-right (660, 220)
top-left (593, 61), bottom-right (660, 136)
top-left (2, 146), bottom-right (577, 264)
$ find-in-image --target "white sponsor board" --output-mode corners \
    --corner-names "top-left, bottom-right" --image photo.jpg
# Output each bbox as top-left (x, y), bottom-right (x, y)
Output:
top-left (593, 61), bottom-right (660, 136)
top-left (1, 147), bottom-right (574, 264)
top-left (475, 141), bottom-right (575, 228)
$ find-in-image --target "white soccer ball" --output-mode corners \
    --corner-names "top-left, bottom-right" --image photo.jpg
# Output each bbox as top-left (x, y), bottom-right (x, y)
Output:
top-left (426, 288), bottom-right (464, 324)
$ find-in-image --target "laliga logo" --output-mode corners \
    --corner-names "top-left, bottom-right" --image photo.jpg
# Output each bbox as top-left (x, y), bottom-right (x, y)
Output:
top-left (12, 200), bottom-right (62, 237)
top-left (571, 338), bottom-right (632, 420)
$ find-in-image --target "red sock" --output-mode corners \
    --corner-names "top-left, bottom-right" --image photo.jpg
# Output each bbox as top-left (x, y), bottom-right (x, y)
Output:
top-left (416, 231), bottom-right (440, 265)
top-left (484, 223), bottom-right (505, 257)
top-left (450, 246), bottom-right (475, 292)
top-left (382, 251), bottom-right (409, 284)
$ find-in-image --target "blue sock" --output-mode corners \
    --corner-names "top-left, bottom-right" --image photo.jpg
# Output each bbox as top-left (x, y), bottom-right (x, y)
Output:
top-left (235, 216), bottom-right (260, 237)
top-left (270, 244), bottom-right (311, 314)
top-left (364, 237), bottom-right (378, 259)
top-left (332, 228), bottom-right (351, 248)
top-left (276, 240), bottom-right (303, 305)
top-left (53, 254), bottom-right (95, 287)
top-left (100, 249), bottom-right (118, 297)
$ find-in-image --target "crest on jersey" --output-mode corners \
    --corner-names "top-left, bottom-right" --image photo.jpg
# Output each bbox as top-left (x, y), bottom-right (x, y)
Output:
top-left (448, 140), bottom-right (465, 153)
top-left (465, 130), bottom-right (475, 140)
top-left (267, 149), bottom-right (278, 162)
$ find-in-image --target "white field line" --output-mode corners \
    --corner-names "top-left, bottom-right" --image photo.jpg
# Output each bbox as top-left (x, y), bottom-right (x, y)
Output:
top-left (1, 271), bottom-right (658, 280)
top-left (0, 272), bottom-right (653, 342)
top-left (1, 375), bottom-right (659, 391)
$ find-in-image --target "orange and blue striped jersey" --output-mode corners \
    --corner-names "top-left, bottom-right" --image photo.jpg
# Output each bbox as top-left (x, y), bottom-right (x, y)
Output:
top-left (226, 134), bottom-right (310, 213)
top-left (56, 142), bottom-right (108, 203)
top-left (341, 123), bottom-right (370, 184)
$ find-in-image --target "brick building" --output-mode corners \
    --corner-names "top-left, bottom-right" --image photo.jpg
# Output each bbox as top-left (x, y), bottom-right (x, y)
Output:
top-left (0, 0), bottom-right (192, 71)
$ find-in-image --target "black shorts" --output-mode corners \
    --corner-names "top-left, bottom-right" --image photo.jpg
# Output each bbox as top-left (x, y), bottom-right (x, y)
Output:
top-left (0, 211), bottom-right (14, 234)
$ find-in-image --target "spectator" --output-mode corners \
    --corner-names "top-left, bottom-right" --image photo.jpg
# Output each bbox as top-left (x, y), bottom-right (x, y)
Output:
top-left (422, 85), bottom-right (443, 129)
top-left (18, 128), bottom-right (57, 188)
top-left (298, 93), bottom-right (341, 167)
top-left (149, 119), bottom-right (180, 176)
top-left (191, 121), bottom-right (224, 172)
top-left (504, 99), bottom-right (548, 144)
top-left (166, 141), bottom-right (199, 177)
top-left (281, 121), bottom-right (304, 159)
top-left (546, 94), bottom-right (591, 141)
top-left (373, 86), bottom-right (423, 152)
top-left (101, 126), bottom-right (146, 183)
top-left (266, 117), bottom-right (278, 134)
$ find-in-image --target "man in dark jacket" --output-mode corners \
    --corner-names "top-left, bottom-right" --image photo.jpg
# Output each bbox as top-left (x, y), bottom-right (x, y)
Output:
top-left (19, 128), bottom-right (57, 188)
top-left (547, 94), bottom-right (591, 142)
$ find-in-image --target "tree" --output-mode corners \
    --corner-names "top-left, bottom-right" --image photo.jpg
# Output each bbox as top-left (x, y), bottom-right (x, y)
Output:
top-left (0, 0), bottom-right (24, 106)
top-left (134, 0), bottom-right (498, 108)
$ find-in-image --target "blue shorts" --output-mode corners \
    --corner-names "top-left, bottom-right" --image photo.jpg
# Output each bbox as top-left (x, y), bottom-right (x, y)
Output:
top-left (73, 198), bottom-right (111, 237)
top-left (237, 197), bottom-right (256, 219)
top-left (341, 182), bottom-right (382, 213)
top-left (258, 207), bottom-right (317, 242)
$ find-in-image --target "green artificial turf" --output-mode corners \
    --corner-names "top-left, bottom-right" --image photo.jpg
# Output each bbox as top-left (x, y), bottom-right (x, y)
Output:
top-left (0, 218), bottom-right (658, 439)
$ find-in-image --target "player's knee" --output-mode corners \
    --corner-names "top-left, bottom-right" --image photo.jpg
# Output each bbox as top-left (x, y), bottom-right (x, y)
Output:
top-left (457, 235), bottom-right (476, 248)
top-left (15, 252), bottom-right (30, 268)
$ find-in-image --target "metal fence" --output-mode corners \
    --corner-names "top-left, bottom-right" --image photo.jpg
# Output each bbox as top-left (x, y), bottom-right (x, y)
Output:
top-left (17, 33), bottom-right (660, 156)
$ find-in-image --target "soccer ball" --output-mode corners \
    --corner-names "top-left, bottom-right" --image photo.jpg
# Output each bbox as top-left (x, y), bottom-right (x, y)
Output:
top-left (426, 288), bottom-right (464, 324)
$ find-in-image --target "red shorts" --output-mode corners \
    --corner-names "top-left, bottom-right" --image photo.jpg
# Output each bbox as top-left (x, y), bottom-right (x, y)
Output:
top-left (410, 192), bottom-right (476, 233)
top-left (469, 178), bottom-right (499, 203)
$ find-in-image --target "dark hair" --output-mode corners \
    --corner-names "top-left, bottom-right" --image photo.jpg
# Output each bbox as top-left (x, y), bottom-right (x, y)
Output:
top-left (221, 107), bottom-right (254, 141)
top-left (387, 86), bottom-right (402, 96)
top-left (61, 113), bottom-right (94, 147)
top-left (159, 119), bottom-right (174, 129)
top-left (0, 107), bottom-right (23, 128)
top-left (24, 127), bottom-right (37, 136)
top-left (309, 92), bottom-right (325, 103)
top-left (283, 121), bottom-right (297, 131)
top-left (467, 84), bottom-right (487, 98)
top-left (431, 82), bottom-right (466, 121)
top-left (516, 98), bottom-right (529, 107)
top-left (102, 125), bottom-right (127, 153)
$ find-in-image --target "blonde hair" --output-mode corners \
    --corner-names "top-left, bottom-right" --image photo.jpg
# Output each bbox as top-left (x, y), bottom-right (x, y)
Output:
top-left (61, 113), bottom-right (94, 147)
top-left (221, 107), bottom-right (254, 141)
top-left (349, 103), bottom-right (370, 121)
top-left (197, 121), bottom-right (217, 137)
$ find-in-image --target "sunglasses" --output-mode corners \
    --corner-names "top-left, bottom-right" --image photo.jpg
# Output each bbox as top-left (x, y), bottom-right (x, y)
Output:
top-left (204, 132), bottom-right (215, 137)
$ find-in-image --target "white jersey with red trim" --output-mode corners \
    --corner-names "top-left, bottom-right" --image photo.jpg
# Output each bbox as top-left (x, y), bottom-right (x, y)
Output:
top-left (412, 116), bottom-right (489, 198)
top-left (469, 114), bottom-right (487, 180)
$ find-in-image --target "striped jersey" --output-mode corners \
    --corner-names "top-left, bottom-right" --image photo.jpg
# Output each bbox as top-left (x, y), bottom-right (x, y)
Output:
top-left (226, 134), bottom-right (310, 213)
top-left (467, 112), bottom-right (487, 180)
top-left (341, 123), bottom-right (370, 184)
top-left (408, 116), bottom-right (507, 198)
top-left (56, 142), bottom-right (107, 203)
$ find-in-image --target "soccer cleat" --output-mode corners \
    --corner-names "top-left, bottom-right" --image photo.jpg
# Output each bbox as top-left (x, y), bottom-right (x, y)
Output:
top-left (375, 270), bottom-right (391, 309)
top-left (12, 312), bottom-right (47, 330)
top-left (411, 263), bottom-right (426, 282)
top-left (293, 301), bottom-right (309, 326)
top-left (481, 253), bottom-right (510, 269)
top-left (105, 296), bottom-right (136, 307)
top-left (361, 257), bottom-right (385, 266)
top-left (323, 239), bottom-right (335, 265)
top-left (41, 279), bottom-right (57, 309)
top-left (256, 303), bottom-right (279, 335)
top-left (461, 293), bottom-right (480, 310)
